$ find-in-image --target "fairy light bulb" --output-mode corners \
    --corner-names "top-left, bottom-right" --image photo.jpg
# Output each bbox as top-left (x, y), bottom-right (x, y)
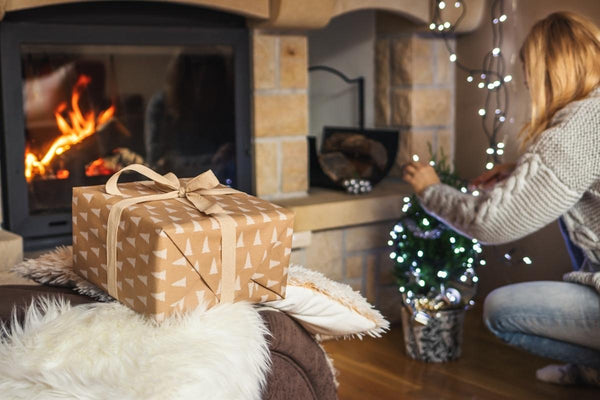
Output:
top-left (429, 160), bottom-right (436, 166)
top-left (480, 259), bottom-right (487, 266)
top-left (499, 14), bottom-right (507, 22)
top-left (504, 74), bottom-right (513, 82)
top-left (412, 154), bottom-right (420, 162)
top-left (486, 162), bottom-right (494, 170)
top-left (478, 108), bottom-right (486, 116)
top-left (437, 270), bottom-right (448, 278)
top-left (454, 1), bottom-right (461, 7)
top-left (478, 82), bottom-right (485, 89)
top-left (467, 75), bottom-right (474, 82)
top-left (438, 24), bottom-right (445, 31)
top-left (439, 1), bottom-right (446, 9)
top-left (492, 47), bottom-right (501, 56)
top-left (429, 23), bottom-right (436, 30)
top-left (497, 142), bottom-right (505, 149)
top-left (449, 53), bottom-right (457, 62)
top-left (487, 83), bottom-right (495, 90)
top-left (472, 190), bottom-right (480, 197)
top-left (444, 21), bottom-right (451, 29)
top-left (497, 148), bottom-right (504, 155)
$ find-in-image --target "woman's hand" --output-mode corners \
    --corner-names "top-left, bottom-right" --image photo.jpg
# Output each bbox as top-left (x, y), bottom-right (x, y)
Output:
top-left (470, 162), bottom-right (516, 190)
top-left (402, 162), bottom-right (441, 195)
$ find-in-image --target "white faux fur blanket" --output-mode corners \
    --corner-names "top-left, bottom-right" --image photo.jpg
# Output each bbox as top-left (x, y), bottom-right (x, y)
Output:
top-left (0, 299), bottom-right (270, 400)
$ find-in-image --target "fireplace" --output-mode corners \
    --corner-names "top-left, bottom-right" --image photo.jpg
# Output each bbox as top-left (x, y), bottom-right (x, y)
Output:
top-left (0, 3), bottom-right (251, 249)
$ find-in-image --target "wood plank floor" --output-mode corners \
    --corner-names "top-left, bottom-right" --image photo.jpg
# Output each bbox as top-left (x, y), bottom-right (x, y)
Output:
top-left (323, 308), bottom-right (599, 399)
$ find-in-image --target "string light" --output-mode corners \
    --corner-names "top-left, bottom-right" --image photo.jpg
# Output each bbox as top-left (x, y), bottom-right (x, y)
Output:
top-left (431, 0), bottom-right (512, 171)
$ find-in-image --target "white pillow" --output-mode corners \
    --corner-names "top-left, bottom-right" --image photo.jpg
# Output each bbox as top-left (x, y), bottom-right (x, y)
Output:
top-left (265, 265), bottom-right (389, 339)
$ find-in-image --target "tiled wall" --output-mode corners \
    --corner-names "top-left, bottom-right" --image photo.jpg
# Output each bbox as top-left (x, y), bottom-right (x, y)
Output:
top-left (251, 31), bottom-right (309, 198)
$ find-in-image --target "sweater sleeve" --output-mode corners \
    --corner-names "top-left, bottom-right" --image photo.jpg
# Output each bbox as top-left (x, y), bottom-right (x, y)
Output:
top-left (418, 98), bottom-right (600, 245)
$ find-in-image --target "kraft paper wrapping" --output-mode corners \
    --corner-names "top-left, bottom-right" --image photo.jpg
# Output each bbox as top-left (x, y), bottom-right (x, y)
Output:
top-left (72, 177), bottom-right (294, 320)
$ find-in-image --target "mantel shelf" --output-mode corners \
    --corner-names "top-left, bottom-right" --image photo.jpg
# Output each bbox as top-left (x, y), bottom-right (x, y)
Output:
top-left (275, 180), bottom-right (411, 232)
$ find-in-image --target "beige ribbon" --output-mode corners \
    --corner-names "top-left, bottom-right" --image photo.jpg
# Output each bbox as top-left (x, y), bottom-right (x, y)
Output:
top-left (105, 164), bottom-right (239, 304)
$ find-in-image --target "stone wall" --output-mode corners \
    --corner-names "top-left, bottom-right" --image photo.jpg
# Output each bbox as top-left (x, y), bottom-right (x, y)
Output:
top-left (290, 220), bottom-right (398, 309)
top-left (286, 19), bottom-right (457, 323)
top-left (251, 31), bottom-right (309, 198)
top-left (375, 24), bottom-right (456, 172)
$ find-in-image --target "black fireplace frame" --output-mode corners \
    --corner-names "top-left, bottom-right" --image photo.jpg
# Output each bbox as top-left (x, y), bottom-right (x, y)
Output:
top-left (0, 3), bottom-right (252, 249)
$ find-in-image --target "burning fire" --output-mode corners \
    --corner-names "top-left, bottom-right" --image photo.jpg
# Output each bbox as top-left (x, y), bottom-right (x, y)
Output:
top-left (24, 74), bottom-right (115, 182)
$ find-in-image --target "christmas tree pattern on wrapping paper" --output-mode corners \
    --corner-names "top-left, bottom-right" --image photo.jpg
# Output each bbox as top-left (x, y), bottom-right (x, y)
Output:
top-left (72, 181), bottom-right (293, 319)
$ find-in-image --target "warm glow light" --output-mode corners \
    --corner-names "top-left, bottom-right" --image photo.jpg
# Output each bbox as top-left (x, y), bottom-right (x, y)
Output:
top-left (24, 75), bottom-right (115, 182)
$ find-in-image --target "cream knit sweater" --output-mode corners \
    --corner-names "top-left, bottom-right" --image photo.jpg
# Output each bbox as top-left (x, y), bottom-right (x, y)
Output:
top-left (419, 89), bottom-right (600, 277)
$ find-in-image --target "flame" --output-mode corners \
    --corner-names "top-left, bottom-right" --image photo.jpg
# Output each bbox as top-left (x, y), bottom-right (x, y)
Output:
top-left (24, 75), bottom-right (115, 182)
top-left (85, 157), bottom-right (116, 177)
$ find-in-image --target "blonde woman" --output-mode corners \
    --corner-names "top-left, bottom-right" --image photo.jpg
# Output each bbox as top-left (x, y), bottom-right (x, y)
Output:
top-left (403, 12), bottom-right (600, 385)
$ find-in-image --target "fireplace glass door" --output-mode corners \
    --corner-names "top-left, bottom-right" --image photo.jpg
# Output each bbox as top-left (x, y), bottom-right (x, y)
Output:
top-left (22, 44), bottom-right (236, 214)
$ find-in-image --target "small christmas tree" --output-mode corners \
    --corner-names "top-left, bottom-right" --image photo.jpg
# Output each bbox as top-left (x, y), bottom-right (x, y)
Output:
top-left (389, 150), bottom-right (483, 312)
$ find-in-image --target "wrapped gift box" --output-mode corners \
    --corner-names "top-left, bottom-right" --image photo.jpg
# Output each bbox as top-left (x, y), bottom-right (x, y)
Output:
top-left (72, 168), bottom-right (294, 320)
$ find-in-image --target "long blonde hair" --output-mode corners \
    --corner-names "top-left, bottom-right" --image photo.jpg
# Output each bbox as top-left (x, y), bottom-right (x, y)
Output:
top-left (519, 12), bottom-right (600, 147)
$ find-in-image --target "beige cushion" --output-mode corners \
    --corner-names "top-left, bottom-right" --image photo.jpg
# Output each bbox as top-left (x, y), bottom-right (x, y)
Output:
top-left (266, 265), bottom-right (389, 339)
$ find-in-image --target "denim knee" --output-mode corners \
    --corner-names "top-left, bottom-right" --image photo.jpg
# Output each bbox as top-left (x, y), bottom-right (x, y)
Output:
top-left (482, 286), bottom-right (511, 338)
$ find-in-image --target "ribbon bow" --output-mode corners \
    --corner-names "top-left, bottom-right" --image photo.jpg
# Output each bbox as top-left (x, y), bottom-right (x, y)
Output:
top-left (105, 164), bottom-right (239, 304)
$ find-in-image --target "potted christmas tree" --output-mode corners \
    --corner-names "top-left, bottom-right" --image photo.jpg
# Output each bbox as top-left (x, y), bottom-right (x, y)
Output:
top-left (389, 151), bottom-right (483, 362)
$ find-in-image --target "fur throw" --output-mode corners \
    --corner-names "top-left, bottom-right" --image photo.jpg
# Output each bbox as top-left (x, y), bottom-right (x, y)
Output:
top-left (12, 246), bottom-right (112, 302)
top-left (0, 299), bottom-right (270, 400)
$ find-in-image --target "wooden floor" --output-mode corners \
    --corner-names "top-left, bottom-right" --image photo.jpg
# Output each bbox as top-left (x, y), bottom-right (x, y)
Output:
top-left (323, 308), bottom-right (599, 399)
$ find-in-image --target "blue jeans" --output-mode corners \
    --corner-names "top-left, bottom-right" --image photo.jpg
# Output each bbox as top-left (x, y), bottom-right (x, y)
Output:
top-left (483, 281), bottom-right (600, 368)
